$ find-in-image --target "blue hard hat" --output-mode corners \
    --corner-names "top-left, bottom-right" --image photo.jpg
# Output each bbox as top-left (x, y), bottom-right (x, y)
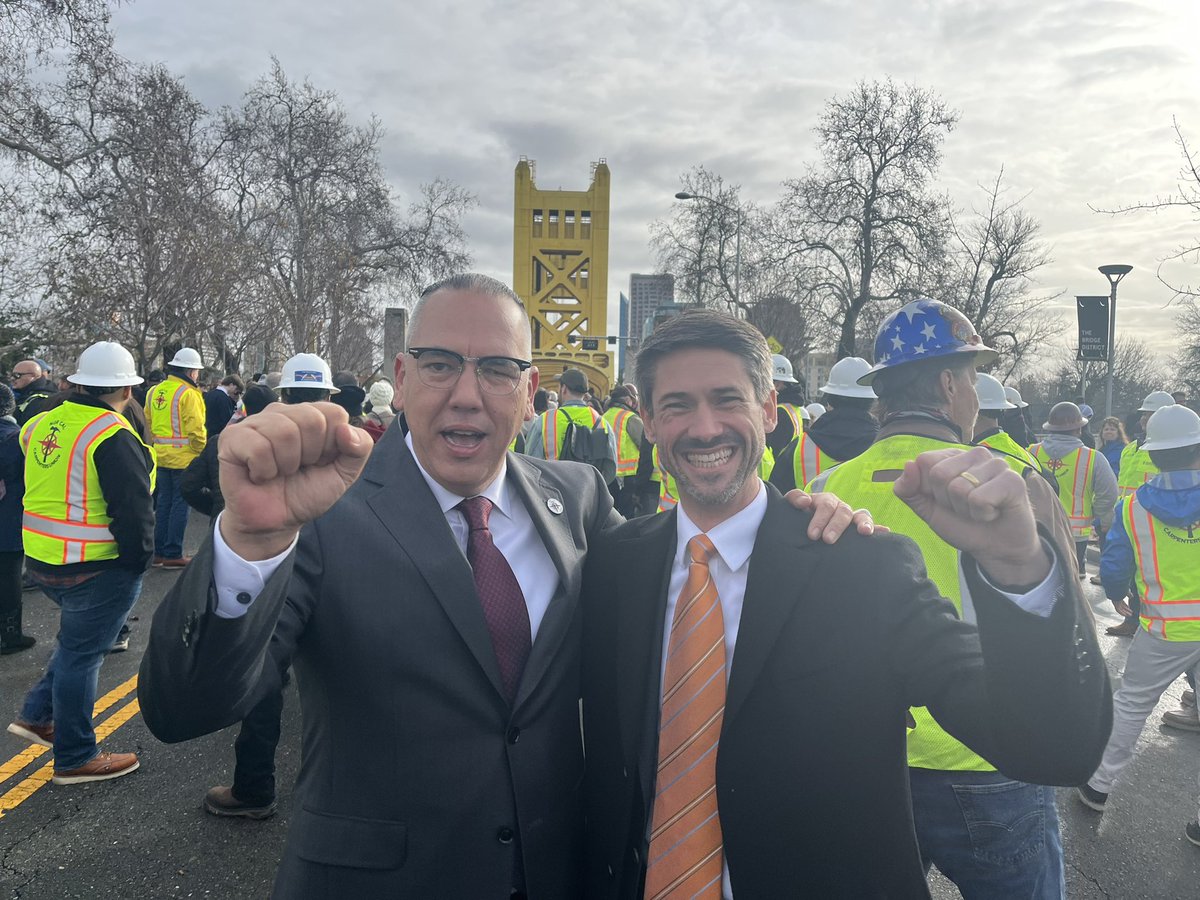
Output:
top-left (1079, 403), bottom-right (1095, 418)
top-left (859, 298), bottom-right (998, 386)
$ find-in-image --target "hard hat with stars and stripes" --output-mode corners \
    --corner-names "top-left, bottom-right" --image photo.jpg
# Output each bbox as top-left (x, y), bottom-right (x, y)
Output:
top-left (858, 297), bottom-right (998, 386)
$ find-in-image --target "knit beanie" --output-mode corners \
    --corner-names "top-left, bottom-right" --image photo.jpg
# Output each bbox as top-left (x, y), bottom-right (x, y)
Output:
top-left (367, 380), bottom-right (394, 411)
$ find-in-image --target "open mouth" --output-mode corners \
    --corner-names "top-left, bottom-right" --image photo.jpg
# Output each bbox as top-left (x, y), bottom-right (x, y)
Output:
top-left (442, 429), bottom-right (486, 451)
top-left (683, 446), bottom-right (735, 468)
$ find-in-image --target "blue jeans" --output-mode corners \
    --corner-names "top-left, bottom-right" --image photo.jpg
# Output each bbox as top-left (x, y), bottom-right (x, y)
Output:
top-left (910, 768), bottom-right (1065, 899)
top-left (20, 567), bottom-right (144, 770)
top-left (154, 466), bottom-right (190, 559)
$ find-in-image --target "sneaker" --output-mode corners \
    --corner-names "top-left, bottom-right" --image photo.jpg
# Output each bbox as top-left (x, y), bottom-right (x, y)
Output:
top-left (151, 556), bottom-right (167, 568)
top-left (204, 785), bottom-right (277, 820)
top-left (161, 556), bottom-right (192, 569)
top-left (7, 720), bottom-right (53, 748)
top-left (21, 574), bottom-right (38, 591)
top-left (1187, 821), bottom-right (1200, 847)
top-left (109, 625), bottom-right (131, 653)
top-left (1162, 708), bottom-right (1200, 732)
top-left (1184, 688), bottom-right (1196, 708)
top-left (1105, 618), bottom-right (1138, 637)
top-left (0, 634), bottom-right (36, 655)
top-left (52, 751), bottom-right (139, 784)
top-left (1076, 784), bottom-right (1109, 812)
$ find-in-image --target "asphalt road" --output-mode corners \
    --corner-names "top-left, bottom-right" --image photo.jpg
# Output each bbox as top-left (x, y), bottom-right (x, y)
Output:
top-left (1, 522), bottom-right (1198, 899)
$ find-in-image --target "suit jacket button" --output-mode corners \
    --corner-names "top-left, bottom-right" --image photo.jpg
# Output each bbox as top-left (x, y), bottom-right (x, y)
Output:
top-left (607, 864), bottom-right (614, 878)
top-left (506, 727), bottom-right (521, 744)
top-left (236, 591), bottom-right (252, 605)
top-left (497, 826), bottom-right (515, 844)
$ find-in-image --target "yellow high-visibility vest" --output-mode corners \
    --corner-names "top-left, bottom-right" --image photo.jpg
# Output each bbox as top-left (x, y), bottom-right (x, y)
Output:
top-left (21, 403), bottom-right (155, 565)
top-left (817, 433), bottom-right (1025, 772)
top-left (602, 407), bottom-right (640, 477)
top-left (778, 403), bottom-right (804, 439)
top-left (146, 375), bottom-right (206, 468)
top-left (1118, 441), bottom-right (1158, 497)
top-left (792, 432), bottom-right (837, 490)
top-left (653, 444), bottom-right (678, 513)
top-left (977, 429), bottom-right (1041, 472)
top-left (1030, 444), bottom-right (1098, 539)
top-left (1122, 492), bottom-right (1200, 641)
top-left (541, 406), bottom-right (606, 459)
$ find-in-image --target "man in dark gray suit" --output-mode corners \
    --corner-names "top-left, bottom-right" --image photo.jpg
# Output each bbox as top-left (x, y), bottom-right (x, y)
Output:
top-left (138, 274), bottom-right (869, 898)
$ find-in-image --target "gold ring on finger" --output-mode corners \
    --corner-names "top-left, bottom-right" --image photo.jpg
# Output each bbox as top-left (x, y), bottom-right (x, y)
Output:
top-left (958, 471), bottom-right (982, 487)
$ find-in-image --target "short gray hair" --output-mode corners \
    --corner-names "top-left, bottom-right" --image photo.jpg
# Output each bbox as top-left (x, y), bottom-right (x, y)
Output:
top-left (634, 309), bottom-right (773, 416)
top-left (408, 274), bottom-right (527, 350)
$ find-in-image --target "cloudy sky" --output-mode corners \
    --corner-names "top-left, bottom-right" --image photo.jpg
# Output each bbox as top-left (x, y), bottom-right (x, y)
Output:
top-left (110, 0), bottom-right (1199, 368)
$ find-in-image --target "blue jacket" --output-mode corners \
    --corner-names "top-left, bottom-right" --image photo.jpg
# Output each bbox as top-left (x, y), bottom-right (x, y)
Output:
top-left (0, 417), bottom-right (25, 552)
top-left (1100, 440), bottom-right (1125, 480)
top-left (1101, 469), bottom-right (1200, 602)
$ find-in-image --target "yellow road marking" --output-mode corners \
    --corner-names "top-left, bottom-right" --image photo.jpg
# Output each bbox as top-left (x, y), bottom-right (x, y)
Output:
top-left (0, 674), bottom-right (141, 817)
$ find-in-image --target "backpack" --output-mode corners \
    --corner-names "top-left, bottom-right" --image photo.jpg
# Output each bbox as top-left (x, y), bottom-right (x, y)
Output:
top-left (560, 413), bottom-right (617, 484)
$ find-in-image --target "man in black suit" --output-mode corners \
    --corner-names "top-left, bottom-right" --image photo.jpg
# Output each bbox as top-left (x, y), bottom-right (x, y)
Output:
top-left (581, 309), bottom-right (1112, 899)
top-left (139, 276), bottom-right (866, 898)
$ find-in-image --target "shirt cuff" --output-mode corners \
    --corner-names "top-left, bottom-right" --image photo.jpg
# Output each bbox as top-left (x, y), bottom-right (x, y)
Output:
top-left (211, 512), bottom-right (298, 620)
top-left (976, 539), bottom-right (1062, 618)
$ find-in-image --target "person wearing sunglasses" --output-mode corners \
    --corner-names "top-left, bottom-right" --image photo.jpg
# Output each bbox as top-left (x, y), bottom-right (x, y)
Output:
top-left (11, 360), bottom-right (56, 426)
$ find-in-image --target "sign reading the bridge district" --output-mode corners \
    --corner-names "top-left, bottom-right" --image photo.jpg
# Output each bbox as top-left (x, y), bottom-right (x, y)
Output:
top-left (1076, 296), bottom-right (1109, 361)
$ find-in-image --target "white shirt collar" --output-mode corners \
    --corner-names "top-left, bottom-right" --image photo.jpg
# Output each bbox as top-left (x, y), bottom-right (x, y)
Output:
top-left (404, 432), bottom-right (511, 519)
top-left (674, 480), bottom-right (768, 571)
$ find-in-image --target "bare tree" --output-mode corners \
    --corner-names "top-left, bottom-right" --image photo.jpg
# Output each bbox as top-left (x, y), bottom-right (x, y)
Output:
top-left (768, 79), bottom-right (957, 358)
top-left (1168, 300), bottom-right (1200, 399)
top-left (940, 169), bottom-right (1064, 378)
top-left (1092, 117), bottom-right (1200, 301)
top-left (1030, 336), bottom-right (1169, 419)
top-left (220, 61), bottom-right (473, 371)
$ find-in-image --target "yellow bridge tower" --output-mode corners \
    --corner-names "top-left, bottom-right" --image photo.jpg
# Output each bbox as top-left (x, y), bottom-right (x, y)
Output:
top-left (513, 157), bottom-right (613, 393)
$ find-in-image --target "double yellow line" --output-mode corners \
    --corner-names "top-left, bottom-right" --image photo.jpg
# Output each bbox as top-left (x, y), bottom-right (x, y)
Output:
top-left (0, 674), bottom-right (141, 817)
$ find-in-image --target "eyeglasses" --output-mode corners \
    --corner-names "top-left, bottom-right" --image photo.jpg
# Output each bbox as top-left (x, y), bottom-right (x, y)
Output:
top-left (406, 348), bottom-right (532, 396)
top-left (10, 371), bottom-right (37, 380)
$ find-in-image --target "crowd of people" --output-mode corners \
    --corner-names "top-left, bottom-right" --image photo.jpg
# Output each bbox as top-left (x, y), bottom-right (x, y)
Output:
top-left (0, 274), bottom-right (1195, 897)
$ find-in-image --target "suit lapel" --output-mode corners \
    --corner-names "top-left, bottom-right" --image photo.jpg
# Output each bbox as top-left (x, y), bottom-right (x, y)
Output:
top-left (506, 455), bottom-right (578, 709)
top-left (615, 511), bottom-right (676, 778)
top-left (724, 490), bottom-right (818, 728)
top-left (361, 430), bottom-right (507, 702)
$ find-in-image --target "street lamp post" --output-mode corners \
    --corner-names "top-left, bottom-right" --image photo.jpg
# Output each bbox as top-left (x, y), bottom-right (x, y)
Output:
top-left (1098, 264), bottom-right (1132, 419)
top-left (674, 191), bottom-right (742, 309)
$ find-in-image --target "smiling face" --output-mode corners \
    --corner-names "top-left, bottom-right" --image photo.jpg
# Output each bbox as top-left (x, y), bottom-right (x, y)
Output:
top-left (1101, 422), bottom-right (1119, 442)
top-left (395, 287), bottom-right (537, 497)
top-left (643, 347), bottom-right (777, 531)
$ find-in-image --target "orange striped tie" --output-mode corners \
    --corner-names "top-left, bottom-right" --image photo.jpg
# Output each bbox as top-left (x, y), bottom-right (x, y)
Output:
top-left (644, 533), bottom-right (726, 900)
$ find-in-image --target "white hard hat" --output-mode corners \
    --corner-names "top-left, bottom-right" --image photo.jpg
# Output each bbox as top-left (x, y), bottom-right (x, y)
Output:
top-left (772, 354), bottom-right (798, 384)
top-left (805, 402), bottom-right (825, 421)
top-left (68, 341), bottom-right (143, 387)
top-left (974, 373), bottom-right (1016, 412)
top-left (1142, 404), bottom-right (1200, 451)
top-left (1003, 386), bottom-right (1029, 409)
top-left (798, 404), bottom-right (811, 422)
top-left (1139, 390), bottom-right (1175, 413)
top-left (168, 347), bottom-right (203, 369)
top-left (818, 357), bottom-right (876, 399)
top-left (278, 353), bottom-right (339, 393)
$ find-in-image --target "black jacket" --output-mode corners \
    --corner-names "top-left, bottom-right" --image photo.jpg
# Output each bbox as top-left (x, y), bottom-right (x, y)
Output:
top-left (769, 406), bottom-right (879, 493)
top-left (15, 377), bottom-right (57, 426)
top-left (204, 387), bottom-right (237, 437)
top-left (181, 433), bottom-right (222, 517)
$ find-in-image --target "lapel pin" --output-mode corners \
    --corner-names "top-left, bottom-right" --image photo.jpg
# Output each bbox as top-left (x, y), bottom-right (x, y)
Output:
top-left (546, 498), bottom-right (564, 515)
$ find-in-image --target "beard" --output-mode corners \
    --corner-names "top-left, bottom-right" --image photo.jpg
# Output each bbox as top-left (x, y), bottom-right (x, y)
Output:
top-left (664, 431), bottom-right (763, 509)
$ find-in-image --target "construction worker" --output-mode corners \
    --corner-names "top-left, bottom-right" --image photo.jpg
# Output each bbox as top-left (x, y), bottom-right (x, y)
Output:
top-left (525, 368), bottom-right (617, 482)
top-left (809, 297), bottom-right (1086, 898)
top-left (145, 347), bottom-right (206, 567)
top-left (1029, 402), bottom-right (1117, 579)
top-left (1001, 385), bottom-right (1035, 447)
top-left (805, 402), bottom-right (825, 422)
top-left (769, 356), bottom-right (878, 493)
top-left (1106, 390), bottom-right (1176, 636)
top-left (767, 353), bottom-right (806, 455)
top-left (601, 384), bottom-right (646, 518)
top-left (1078, 404), bottom-right (1200, 848)
top-left (972, 373), bottom-right (1041, 471)
top-left (6, 341), bottom-right (154, 784)
top-left (11, 359), bottom-right (56, 426)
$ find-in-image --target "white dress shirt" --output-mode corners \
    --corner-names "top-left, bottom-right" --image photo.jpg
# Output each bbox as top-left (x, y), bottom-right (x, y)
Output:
top-left (655, 480), bottom-right (1062, 899)
top-left (212, 433), bottom-right (561, 645)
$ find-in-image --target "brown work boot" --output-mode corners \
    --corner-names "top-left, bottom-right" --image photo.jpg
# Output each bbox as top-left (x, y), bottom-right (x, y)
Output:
top-left (161, 556), bottom-right (192, 569)
top-left (7, 720), bottom-right (53, 748)
top-left (204, 785), bottom-right (277, 820)
top-left (52, 751), bottom-right (139, 784)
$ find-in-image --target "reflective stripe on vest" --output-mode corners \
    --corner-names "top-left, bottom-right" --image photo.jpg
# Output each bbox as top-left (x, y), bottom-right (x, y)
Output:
top-left (779, 403), bottom-right (803, 438)
top-left (21, 406), bottom-right (131, 565)
top-left (603, 407), bottom-right (640, 476)
top-left (1123, 494), bottom-right (1200, 641)
top-left (1030, 444), bottom-right (1096, 538)
top-left (978, 430), bottom-right (1040, 472)
top-left (1118, 441), bottom-right (1158, 497)
top-left (792, 433), bottom-right (833, 490)
top-left (819, 433), bottom-right (1026, 772)
top-left (652, 444), bottom-right (677, 512)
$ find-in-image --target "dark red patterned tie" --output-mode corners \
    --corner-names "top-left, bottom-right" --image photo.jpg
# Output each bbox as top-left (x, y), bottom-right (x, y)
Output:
top-left (458, 497), bottom-right (532, 702)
